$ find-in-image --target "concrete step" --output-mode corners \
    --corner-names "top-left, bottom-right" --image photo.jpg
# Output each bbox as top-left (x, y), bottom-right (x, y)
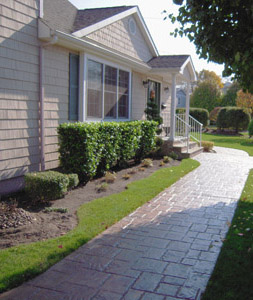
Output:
top-left (179, 146), bottom-right (203, 159)
top-left (172, 141), bottom-right (198, 153)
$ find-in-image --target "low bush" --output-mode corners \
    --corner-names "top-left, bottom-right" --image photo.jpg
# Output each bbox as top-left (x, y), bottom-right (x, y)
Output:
top-left (217, 107), bottom-right (250, 133)
top-left (202, 141), bottom-right (214, 152)
top-left (58, 121), bottom-right (157, 181)
top-left (25, 171), bottom-right (70, 201)
top-left (67, 174), bottom-right (79, 189)
top-left (248, 119), bottom-right (253, 137)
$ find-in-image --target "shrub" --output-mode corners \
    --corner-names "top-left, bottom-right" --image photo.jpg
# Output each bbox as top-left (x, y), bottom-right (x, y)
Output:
top-left (163, 156), bottom-right (172, 163)
top-left (168, 151), bottom-right (178, 160)
top-left (248, 119), bottom-right (253, 137)
top-left (141, 158), bottom-right (153, 168)
top-left (67, 174), bottom-right (79, 189)
top-left (104, 172), bottom-right (117, 183)
top-left (217, 107), bottom-right (250, 133)
top-left (58, 121), bottom-right (157, 181)
top-left (202, 141), bottom-right (214, 152)
top-left (25, 171), bottom-right (69, 201)
top-left (176, 108), bottom-right (209, 127)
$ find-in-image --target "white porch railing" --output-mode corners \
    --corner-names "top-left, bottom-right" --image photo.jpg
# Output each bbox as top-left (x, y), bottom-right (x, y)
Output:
top-left (162, 113), bottom-right (203, 152)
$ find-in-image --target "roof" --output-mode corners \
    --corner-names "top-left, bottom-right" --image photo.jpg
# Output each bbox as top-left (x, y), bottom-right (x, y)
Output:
top-left (73, 6), bottom-right (136, 32)
top-left (148, 55), bottom-right (190, 69)
top-left (43, 0), bottom-right (77, 34)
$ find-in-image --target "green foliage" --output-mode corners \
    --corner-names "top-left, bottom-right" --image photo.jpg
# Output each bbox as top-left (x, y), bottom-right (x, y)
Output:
top-left (67, 174), bottom-right (79, 189)
top-left (190, 81), bottom-right (221, 112)
top-left (25, 171), bottom-right (69, 201)
top-left (167, 0), bottom-right (253, 93)
top-left (145, 98), bottom-right (163, 125)
top-left (220, 82), bottom-right (240, 107)
top-left (217, 107), bottom-right (250, 133)
top-left (248, 119), bottom-right (253, 137)
top-left (0, 159), bottom-right (199, 293)
top-left (58, 121), bottom-right (157, 181)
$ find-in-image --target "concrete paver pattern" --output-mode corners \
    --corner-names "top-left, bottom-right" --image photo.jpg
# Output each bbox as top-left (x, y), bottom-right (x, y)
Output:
top-left (2, 147), bottom-right (253, 300)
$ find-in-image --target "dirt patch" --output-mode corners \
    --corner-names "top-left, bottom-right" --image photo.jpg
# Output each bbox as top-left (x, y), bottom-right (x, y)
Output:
top-left (0, 159), bottom-right (179, 249)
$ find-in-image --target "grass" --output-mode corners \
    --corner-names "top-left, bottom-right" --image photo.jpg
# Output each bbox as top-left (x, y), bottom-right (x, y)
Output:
top-left (202, 132), bottom-right (253, 156)
top-left (0, 159), bottom-right (199, 293)
top-left (202, 169), bottom-right (253, 300)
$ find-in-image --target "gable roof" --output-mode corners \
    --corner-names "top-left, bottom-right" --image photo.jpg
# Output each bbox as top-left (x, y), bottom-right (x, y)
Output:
top-left (73, 6), bottom-right (135, 32)
top-left (148, 55), bottom-right (190, 69)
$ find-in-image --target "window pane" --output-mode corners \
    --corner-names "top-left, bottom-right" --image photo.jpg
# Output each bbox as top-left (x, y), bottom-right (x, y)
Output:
top-left (118, 70), bottom-right (129, 118)
top-left (87, 60), bottom-right (102, 118)
top-left (104, 65), bottom-right (117, 118)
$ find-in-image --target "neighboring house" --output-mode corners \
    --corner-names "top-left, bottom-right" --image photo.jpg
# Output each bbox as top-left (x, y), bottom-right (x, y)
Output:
top-left (0, 0), bottom-right (197, 194)
top-left (176, 89), bottom-right (186, 108)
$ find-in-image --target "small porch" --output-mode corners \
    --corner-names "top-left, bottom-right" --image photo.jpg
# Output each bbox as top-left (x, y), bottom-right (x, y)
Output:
top-left (148, 55), bottom-right (203, 158)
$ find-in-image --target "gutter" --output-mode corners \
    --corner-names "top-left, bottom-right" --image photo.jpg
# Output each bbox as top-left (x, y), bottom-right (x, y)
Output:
top-left (39, 34), bottom-right (58, 171)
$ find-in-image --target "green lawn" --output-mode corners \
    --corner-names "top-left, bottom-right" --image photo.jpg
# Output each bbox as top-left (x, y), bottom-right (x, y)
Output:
top-left (0, 159), bottom-right (199, 293)
top-left (202, 169), bottom-right (253, 300)
top-left (202, 132), bottom-right (253, 156)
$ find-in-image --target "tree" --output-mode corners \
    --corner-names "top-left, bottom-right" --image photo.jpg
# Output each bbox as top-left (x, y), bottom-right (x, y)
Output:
top-left (166, 0), bottom-right (253, 93)
top-left (198, 69), bottom-right (223, 89)
top-left (190, 81), bottom-right (221, 112)
top-left (145, 91), bottom-right (163, 125)
top-left (236, 90), bottom-right (253, 117)
top-left (220, 81), bottom-right (240, 106)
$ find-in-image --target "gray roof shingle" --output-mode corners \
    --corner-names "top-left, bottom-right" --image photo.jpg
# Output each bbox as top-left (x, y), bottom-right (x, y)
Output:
top-left (43, 0), bottom-right (78, 34)
top-left (148, 55), bottom-right (190, 68)
top-left (73, 6), bottom-right (136, 32)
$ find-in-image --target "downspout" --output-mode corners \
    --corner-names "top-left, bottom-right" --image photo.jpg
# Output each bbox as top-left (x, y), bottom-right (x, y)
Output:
top-left (39, 35), bottom-right (58, 171)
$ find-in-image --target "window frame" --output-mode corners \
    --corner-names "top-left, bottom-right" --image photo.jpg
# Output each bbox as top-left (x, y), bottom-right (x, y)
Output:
top-left (69, 53), bottom-right (80, 121)
top-left (85, 55), bottom-right (132, 122)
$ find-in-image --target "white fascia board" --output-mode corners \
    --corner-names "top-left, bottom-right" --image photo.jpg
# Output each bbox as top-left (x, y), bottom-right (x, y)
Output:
top-left (150, 67), bottom-right (181, 74)
top-left (55, 30), bottom-right (151, 73)
top-left (73, 7), bottom-right (138, 37)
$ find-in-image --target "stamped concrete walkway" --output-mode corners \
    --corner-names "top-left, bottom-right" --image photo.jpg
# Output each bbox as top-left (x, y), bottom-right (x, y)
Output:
top-left (2, 147), bottom-right (253, 300)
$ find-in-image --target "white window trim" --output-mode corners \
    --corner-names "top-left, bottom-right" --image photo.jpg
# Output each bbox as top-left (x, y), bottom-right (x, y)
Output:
top-left (84, 54), bottom-right (132, 122)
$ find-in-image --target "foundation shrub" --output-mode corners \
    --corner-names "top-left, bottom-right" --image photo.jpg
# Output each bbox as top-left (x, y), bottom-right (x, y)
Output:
top-left (67, 173), bottom-right (79, 189)
top-left (25, 171), bottom-right (70, 201)
top-left (58, 121), bottom-right (157, 181)
top-left (202, 141), bottom-right (214, 152)
top-left (177, 108), bottom-right (209, 127)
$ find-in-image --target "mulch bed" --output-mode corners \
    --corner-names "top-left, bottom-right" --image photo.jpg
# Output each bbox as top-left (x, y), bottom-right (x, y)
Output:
top-left (0, 158), bottom-right (179, 249)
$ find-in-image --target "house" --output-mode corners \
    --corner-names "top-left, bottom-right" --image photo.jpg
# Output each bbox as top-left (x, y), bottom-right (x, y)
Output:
top-left (176, 89), bottom-right (186, 108)
top-left (0, 0), bottom-right (197, 195)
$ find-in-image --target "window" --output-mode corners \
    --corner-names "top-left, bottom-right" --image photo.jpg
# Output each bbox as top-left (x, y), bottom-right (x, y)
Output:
top-left (69, 53), bottom-right (79, 120)
top-left (87, 59), bottom-right (130, 120)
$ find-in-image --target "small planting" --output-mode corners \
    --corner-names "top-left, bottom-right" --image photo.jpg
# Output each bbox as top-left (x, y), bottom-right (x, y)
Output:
top-left (141, 158), bottom-right (153, 168)
top-left (128, 168), bottom-right (137, 175)
top-left (104, 171), bottom-right (117, 183)
top-left (96, 182), bottom-right (109, 192)
top-left (122, 174), bottom-right (131, 180)
top-left (168, 151), bottom-right (178, 160)
top-left (202, 141), bottom-right (214, 152)
top-left (159, 161), bottom-right (165, 167)
top-left (67, 173), bottom-right (79, 189)
top-left (138, 167), bottom-right (145, 172)
top-left (163, 156), bottom-right (172, 163)
top-left (43, 207), bottom-right (68, 213)
top-left (25, 171), bottom-right (69, 202)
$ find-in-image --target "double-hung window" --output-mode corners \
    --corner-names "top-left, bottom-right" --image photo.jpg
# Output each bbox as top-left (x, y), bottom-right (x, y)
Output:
top-left (87, 59), bottom-right (130, 120)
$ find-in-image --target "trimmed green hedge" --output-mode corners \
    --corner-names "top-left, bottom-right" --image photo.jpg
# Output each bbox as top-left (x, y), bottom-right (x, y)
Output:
top-left (58, 121), bottom-right (157, 181)
top-left (25, 171), bottom-right (79, 201)
top-left (176, 107), bottom-right (209, 127)
top-left (217, 107), bottom-right (250, 133)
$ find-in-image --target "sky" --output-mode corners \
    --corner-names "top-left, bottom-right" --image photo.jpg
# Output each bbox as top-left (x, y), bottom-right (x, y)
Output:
top-left (69, 0), bottom-right (225, 78)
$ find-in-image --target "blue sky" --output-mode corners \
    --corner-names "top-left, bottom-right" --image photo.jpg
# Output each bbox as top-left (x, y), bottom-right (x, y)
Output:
top-left (69, 0), bottom-right (225, 78)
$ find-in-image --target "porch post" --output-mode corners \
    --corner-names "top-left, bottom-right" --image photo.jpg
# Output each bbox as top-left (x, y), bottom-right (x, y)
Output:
top-left (185, 81), bottom-right (190, 130)
top-left (169, 73), bottom-right (177, 141)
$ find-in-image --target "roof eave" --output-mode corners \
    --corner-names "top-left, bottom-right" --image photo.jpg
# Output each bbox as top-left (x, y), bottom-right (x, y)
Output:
top-left (49, 30), bottom-right (151, 72)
